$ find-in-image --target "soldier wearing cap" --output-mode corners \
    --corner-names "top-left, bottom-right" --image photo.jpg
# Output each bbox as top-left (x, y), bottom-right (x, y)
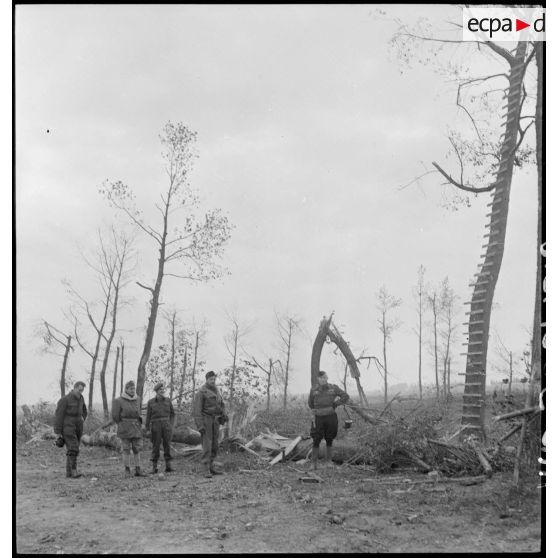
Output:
top-left (111, 380), bottom-right (147, 477)
top-left (193, 371), bottom-right (228, 478)
top-left (308, 370), bottom-right (349, 469)
top-left (54, 381), bottom-right (88, 478)
top-left (145, 382), bottom-right (175, 474)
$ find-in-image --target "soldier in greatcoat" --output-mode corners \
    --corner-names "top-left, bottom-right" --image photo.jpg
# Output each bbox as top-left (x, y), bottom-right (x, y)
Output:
top-left (54, 381), bottom-right (88, 478)
top-left (111, 380), bottom-right (147, 477)
top-left (193, 371), bottom-right (228, 478)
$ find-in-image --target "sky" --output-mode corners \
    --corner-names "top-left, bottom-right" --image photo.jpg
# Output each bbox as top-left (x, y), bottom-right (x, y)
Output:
top-left (15, 4), bottom-right (542, 407)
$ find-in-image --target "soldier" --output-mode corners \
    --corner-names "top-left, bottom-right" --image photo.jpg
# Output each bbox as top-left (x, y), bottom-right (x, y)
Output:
top-left (308, 370), bottom-right (349, 469)
top-left (144, 382), bottom-right (175, 474)
top-left (111, 380), bottom-right (147, 477)
top-left (54, 381), bottom-right (88, 478)
top-left (193, 371), bottom-right (228, 478)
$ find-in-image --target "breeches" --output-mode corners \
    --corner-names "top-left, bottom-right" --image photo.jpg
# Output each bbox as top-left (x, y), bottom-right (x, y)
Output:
top-left (201, 415), bottom-right (220, 464)
top-left (311, 413), bottom-right (338, 447)
top-left (63, 421), bottom-right (83, 457)
top-left (151, 420), bottom-right (172, 462)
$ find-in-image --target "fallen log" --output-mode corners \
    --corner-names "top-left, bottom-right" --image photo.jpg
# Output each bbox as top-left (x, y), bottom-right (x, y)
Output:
top-left (362, 474), bottom-right (487, 486)
top-left (493, 406), bottom-right (539, 422)
top-left (471, 441), bottom-right (493, 478)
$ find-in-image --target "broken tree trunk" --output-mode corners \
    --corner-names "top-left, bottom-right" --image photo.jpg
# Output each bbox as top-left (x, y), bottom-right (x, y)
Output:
top-left (311, 314), bottom-right (369, 408)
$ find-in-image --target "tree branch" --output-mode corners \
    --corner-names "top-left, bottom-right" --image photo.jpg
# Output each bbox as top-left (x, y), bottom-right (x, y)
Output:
top-left (136, 281), bottom-right (155, 294)
top-left (431, 162), bottom-right (494, 193)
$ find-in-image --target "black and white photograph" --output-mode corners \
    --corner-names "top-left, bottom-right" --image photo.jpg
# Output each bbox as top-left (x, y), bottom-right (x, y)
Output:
top-left (14, 4), bottom-right (545, 554)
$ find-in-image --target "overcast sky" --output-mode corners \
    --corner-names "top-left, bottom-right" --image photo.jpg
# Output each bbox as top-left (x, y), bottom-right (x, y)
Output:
top-left (15, 4), bottom-right (541, 405)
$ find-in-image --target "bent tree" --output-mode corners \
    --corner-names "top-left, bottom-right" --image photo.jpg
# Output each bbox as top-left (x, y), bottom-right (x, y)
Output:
top-left (100, 122), bottom-right (233, 406)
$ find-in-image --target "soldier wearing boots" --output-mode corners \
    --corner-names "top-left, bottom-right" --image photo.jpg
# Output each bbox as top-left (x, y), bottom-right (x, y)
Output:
top-left (193, 371), bottom-right (228, 478)
top-left (112, 380), bottom-right (147, 477)
top-left (145, 382), bottom-right (175, 474)
top-left (308, 371), bottom-right (349, 469)
top-left (54, 381), bottom-right (88, 478)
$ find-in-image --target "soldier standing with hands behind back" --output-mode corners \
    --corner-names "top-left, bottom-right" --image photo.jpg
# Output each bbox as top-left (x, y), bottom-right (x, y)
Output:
top-left (144, 382), bottom-right (175, 474)
top-left (54, 381), bottom-right (88, 478)
top-left (193, 371), bottom-right (228, 478)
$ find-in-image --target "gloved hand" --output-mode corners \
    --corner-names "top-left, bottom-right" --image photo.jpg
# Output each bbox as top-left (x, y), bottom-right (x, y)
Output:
top-left (55, 435), bottom-right (65, 448)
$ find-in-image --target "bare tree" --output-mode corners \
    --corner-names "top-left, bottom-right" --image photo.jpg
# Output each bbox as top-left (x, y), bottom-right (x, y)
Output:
top-left (163, 309), bottom-right (179, 400)
top-left (427, 290), bottom-right (440, 400)
top-left (99, 121), bottom-right (233, 406)
top-left (39, 321), bottom-right (74, 398)
top-left (375, 286), bottom-right (402, 405)
top-left (111, 345), bottom-right (120, 401)
top-left (412, 265), bottom-right (427, 399)
top-left (246, 355), bottom-right (280, 412)
top-left (65, 233), bottom-right (118, 413)
top-left (177, 318), bottom-right (207, 407)
top-left (223, 311), bottom-right (252, 405)
top-left (439, 277), bottom-right (459, 399)
top-left (492, 334), bottom-right (521, 397)
top-left (120, 340), bottom-right (125, 394)
top-left (97, 229), bottom-right (135, 417)
top-left (276, 313), bottom-right (301, 410)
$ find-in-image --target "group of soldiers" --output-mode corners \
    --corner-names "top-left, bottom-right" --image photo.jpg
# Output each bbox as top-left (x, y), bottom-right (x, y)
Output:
top-left (54, 369), bottom-right (349, 478)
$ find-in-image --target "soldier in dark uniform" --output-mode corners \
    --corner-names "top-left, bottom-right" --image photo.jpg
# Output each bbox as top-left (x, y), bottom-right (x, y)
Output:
top-left (308, 370), bottom-right (349, 469)
top-left (144, 382), bottom-right (175, 474)
top-left (112, 380), bottom-right (147, 477)
top-left (193, 371), bottom-right (228, 478)
top-left (54, 381), bottom-right (88, 478)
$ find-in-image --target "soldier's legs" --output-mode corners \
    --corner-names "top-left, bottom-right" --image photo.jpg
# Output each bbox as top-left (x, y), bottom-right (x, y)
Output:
top-left (324, 414), bottom-right (338, 467)
top-left (201, 416), bottom-right (214, 465)
top-left (162, 422), bottom-right (172, 462)
top-left (209, 420), bottom-right (223, 474)
top-left (121, 439), bottom-right (132, 474)
top-left (151, 422), bottom-right (162, 467)
top-left (63, 423), bottom-right (82, 478)
top-left (211, 419), bottom-right (219, 461)
top-left (311, 417), bottom-right (325, 469)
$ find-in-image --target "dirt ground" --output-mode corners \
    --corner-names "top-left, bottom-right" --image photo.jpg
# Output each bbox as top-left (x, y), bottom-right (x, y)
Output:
top-left (15, 438), bottom-right (542, 554)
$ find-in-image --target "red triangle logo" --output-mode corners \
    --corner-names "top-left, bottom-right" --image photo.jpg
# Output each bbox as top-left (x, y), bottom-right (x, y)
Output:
top-left (516, 19), bottom-right (530, 32)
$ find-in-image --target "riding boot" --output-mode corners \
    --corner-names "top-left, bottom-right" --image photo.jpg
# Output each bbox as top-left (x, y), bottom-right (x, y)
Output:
top-left (134, 466), bottom-right (147, 477)
top-left (70, 455), bottom-right (82, 478)
top-left (312, 447), bottom-right (319, 470)
top-left (66, 456), bottom-right (72, 478)
top-left (165, 460), bottom-right (175, 473)
top-left (326, 446), bottom-right (335, 467)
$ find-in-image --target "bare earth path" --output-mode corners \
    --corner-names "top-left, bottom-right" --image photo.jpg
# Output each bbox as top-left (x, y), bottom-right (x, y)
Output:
top-left (16, 441), bottom-right (541, 554)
